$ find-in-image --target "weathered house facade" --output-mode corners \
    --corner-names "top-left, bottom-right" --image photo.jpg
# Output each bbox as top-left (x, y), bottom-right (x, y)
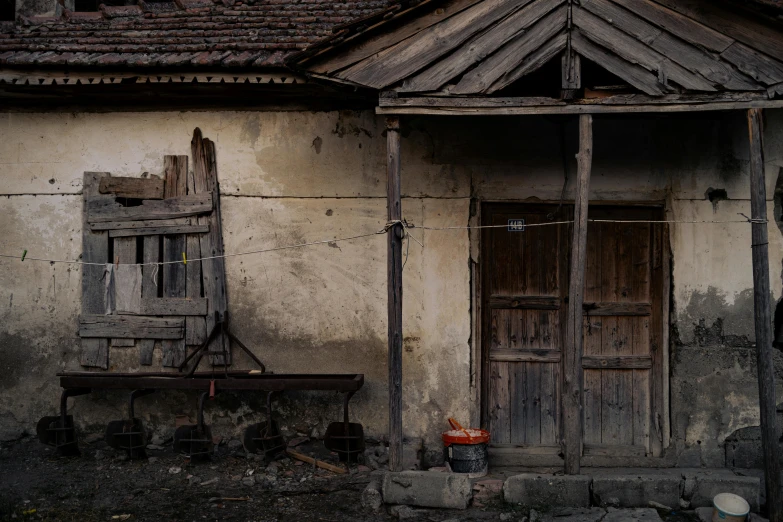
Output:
top-left (2, 0), bottom-right (783, 488)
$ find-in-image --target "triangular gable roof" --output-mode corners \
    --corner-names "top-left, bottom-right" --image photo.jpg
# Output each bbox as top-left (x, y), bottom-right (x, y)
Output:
top-left (289, 0), bottom-right (783, 97)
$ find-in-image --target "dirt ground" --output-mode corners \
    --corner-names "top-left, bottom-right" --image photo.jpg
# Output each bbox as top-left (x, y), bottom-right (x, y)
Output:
top-left (0, 434), bottom-right (521, 522)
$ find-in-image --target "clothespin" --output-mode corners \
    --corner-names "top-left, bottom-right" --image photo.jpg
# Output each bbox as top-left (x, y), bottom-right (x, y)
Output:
top-left (21, 250), bottom-right (27, 262)
top-left (115, 256), bottom-right (119, 268)
top-left (182, 252), bottom-right (187, 265)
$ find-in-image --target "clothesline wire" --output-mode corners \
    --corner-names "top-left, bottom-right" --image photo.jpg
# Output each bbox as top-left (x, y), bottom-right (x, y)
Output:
top-left (0, 215), bottom-right (767, 267)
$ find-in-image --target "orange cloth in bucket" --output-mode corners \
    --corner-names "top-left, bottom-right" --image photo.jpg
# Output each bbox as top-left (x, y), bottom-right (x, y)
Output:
top-left (442, 418), bottom-right (490, 447)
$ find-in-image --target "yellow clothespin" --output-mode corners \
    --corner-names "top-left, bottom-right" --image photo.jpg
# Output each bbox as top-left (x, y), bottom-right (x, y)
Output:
top-left (182, 252), bottom-right (187, 265)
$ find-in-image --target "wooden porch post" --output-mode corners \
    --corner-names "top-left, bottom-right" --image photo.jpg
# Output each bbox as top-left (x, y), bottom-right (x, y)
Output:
top-left (564, 114), bottom-right (592, 475)
top-left (386, 116), bottom-right (404, 472)
top-left (747, 108), bottom-right (781, 522)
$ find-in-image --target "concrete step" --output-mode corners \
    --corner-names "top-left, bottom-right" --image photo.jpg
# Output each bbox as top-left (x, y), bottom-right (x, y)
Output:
top-left (500, 468), bottom-right (760, 511)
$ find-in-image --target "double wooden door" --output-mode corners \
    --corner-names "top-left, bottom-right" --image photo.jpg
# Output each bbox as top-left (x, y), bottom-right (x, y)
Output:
top-left (481, 203), bottom-right (666, 459)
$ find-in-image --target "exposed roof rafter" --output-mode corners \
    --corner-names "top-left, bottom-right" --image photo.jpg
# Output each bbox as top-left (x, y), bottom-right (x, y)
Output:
top-left (288, 0), bottom-right (783, 98)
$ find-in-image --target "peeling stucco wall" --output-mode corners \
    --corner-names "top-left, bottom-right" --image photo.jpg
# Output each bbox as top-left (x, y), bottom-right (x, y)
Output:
top-left (0, 109), bottom-right (782, 467)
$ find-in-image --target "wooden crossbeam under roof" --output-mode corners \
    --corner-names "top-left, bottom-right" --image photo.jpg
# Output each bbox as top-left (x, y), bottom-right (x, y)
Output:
top-left (288, 0), bottom-right (783, 102)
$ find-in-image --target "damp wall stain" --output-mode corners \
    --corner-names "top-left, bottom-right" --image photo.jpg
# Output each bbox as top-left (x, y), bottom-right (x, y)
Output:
top-left (1, 110), bottom-right (783, 469)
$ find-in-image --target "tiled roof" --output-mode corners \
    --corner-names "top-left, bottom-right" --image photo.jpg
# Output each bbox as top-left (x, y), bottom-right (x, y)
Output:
top-left (0, 0), bottom-right (391, 68)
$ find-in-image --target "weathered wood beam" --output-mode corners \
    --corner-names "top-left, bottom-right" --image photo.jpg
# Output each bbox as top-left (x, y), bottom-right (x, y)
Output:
top-left (452, 6), bottom-right (568, 94)
top-left (376, 95), bottom-right (783, 115)
top-left (747, 108), bottom-right (781, 522)
top-left (87, 193), bottom-right (212, 223)
top-left (561, 49), bottom-right (581, 100)
top-left (161, 155), bottom-right (189, 368)
top-left (80, 172), bottom-right (110, 369)
top-left (400, 0), bottom-right (565, 93)
top-left (99, 177), bottom-right (164, 199)
top-left (564, 114), bottom-right (592, 475)
top-left (487, 33), bottom-right (567, 94)
top-left (108, 225), bottom-right (209, 237)
top-left (386, 115), bottom-right (404, 472)
top-left (80, 315), bottom-right (184, 339)
top-left (338, 0), bottom-right (535, 89)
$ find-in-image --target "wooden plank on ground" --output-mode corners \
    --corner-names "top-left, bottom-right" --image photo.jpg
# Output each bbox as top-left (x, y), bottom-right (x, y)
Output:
top-left (572, 7), bottom-right (717, 92)
top-left (139, 233), bottom-right (159, 366)
top-left (401, 0), bottom-right (565, 92)
top-left (80, 315), bottom-right (184, 339)
top-left (338, 0), bottom-right (535, 89)
top-left (571, 30), bottom-right (668, 96)
top-left (192, 129), bottom-right (230, 365)
top-left (161, 155), bottom-right (188, 368)
top-left (111, 237), bottom-right (137, 347)
top-left (80, 172), bottom-right (111, 369)
top-left (452, 6), bottom-right (568, 94)
top-left (109, 225), bottom-right (209, 237)
top-left (86, 193), bottom-right (212, 223)
top-left (99, 176), bottom-right (164, 199)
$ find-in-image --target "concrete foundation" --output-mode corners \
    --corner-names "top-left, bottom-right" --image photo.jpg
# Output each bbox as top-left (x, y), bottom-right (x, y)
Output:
top-left (591, 472), bottom-right (681, 508)
top-left (382, 471), bottom-right (472, 509)
top-left (503, 474), bottom-right (591, 508)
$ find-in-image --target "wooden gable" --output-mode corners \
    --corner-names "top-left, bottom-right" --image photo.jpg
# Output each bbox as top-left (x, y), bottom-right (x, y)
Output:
top-left (289, 0), bottom-right (783, 98)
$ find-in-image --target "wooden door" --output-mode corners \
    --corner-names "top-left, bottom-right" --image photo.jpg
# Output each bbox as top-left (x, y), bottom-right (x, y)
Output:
top-left (482, 203), bottom-right (665, 459)
top-left (581, 206), bottom-right (665, 457)
top-left (482, 204), bottom-right (569, 453)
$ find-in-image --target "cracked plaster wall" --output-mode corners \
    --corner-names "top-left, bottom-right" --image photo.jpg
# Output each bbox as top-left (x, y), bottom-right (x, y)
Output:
top-left (0, 109), bottom-right (782, 467)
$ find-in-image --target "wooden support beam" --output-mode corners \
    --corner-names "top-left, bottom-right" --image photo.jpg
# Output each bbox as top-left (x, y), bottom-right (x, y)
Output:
top-left (386, 115), bottom-right (404, 472)
top-left (561, 49), bottom-right (581, 100)
top-left (747, 108), bottom-right (781, 522)
top-left (564, 114), bottom-right (592, 475)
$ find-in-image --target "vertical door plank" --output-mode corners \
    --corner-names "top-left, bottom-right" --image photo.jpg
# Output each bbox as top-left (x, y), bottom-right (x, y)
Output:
top-left (525, 361), bottom-right (543, 444)
top-left (185, 228), bottom-right (207, 346)
top-left (185, 161), bottom-right (207, 347)
top-left (649, 221), bottom-right (665, 456)
top-left (615, 222), bottom-right (635, 448)
top-left (583, 220), bottom-right (603, 444)
top-left (511, 362), bottom-right (527, 445)
top-left (540, 362), bottom-right (558, 444)
top-left (80, 172), bottom-right (111, 369)
top-left (490, 361), bottom-right (511, 444)
top-left (111, 237), bottom-right (137, 347)
top-left (161, 155), bottom-right (188, 367)
top-left (139, 234), bottom-right (159, 365)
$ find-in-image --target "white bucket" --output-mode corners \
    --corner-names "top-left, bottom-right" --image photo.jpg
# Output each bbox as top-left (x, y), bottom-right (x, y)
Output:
top-left (713, 492), bottom-right (751, 522)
